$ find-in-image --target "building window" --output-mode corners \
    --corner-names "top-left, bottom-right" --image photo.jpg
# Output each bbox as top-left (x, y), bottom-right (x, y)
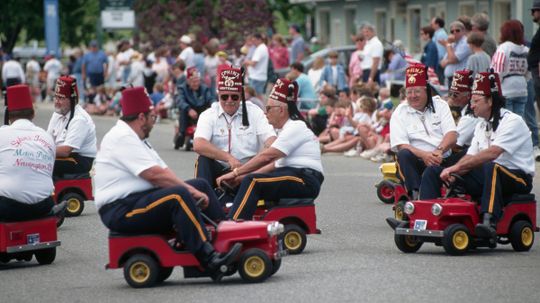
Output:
top-left (407, 6), bottom-right (422, 53)
top-left (459, 2), bottom-right (475, 17)
top-left (318, 9), bottom-right (331, 46)
top-left (493, 0), bottom-right (511, 38)
top-left (345, 8), bottom-right (356, 39)
top-left (375, 9), bottom-right (387, 42)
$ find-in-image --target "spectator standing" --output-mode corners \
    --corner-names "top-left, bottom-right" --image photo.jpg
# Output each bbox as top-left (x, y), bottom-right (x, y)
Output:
top-left (71, 49), bottom-right (84, 103)
top-left (82, 40), bottom-right (108, 91)
top-left (204, 42), bottom-right (219, 93)
top-left (127, 52), bottom-right (145, 87)
top-left (319, 51), bottom-right (348, 95)
top-left (289, 24), bottom-right (305, 64)
top-left (466, 32), bottom-right (491, 78)
top-left (491, 20), bottom-right (529, 117)
top-left (360, 24), bottom-right (384, 85)
top-left (420, 26), bottom-right (439, 72)
top-left (349, 35), bottom-right (366, 88)
top-left (244, 33), bottom-right (269, 99)
top-left (471, 13), bottom-right (498, 58)
top-left (288, 62), bottom-right (317, 110)
top-left (151, 46), bottom-right (170, 84)
top-left (308, 57), bottom-right (325, 92)
top-left (26, 56), bottom-right (41, 101)
top-left (43, 55), bottom-right (63, 102)
top-left (192, 42), bottom-right (206, 79)
top-left (115, 40), bottom-right (134, 86)
top-left (2, 57), bottom-right (25, 86)
top-left (178, 35), bottom-right (195, 68)
top-left (380, 48), bottom-right (407, 86)
top-left (431, 17), bottom-right (448, 82)
top-left (527, 0), bottom-right (540, 160)
top-left (439, 21), bottom-right (472, 88)
top-left (269, 34), bottom-right (289, 69)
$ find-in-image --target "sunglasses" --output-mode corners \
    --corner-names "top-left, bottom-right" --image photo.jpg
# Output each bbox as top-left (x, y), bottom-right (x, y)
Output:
top-left (450, 29), bottom-right (461, 34)
top-left (220, 94), bottom-right (240, 101)
top-left (448, 92), bottom-right (459, 98)
top-left (532, 9), bottom-right (540, 13)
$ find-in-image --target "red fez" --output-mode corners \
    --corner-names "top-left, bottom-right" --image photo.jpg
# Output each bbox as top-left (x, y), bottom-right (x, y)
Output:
top-left (121, 87), bottom-right (153, 117)
top-left (405, 63), bottom-right (428, 88)
top-left (217, 65), bottom-right (242, 93)
top-left (268, 78), bottom-right (298, 103)
top-left (472, 72), bottom-right (501, 97)
top-left (450, 70), bottom-right (473, 93)
top-left (55, 76), bottom-right (78, 99)
top-left (7, 85), bottom-right (33, 111)
top-left (186, 67), bottom-right (200, 80)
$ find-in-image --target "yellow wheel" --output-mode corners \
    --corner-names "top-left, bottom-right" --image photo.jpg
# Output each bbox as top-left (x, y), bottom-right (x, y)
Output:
top-left (394, 234), bottom-right (422, 253)
top-left (282, 224), bottom-right (306, 254)
top-left (238, 248), bottom-right (272, 283)
top-left (63, 192), bottom-right (85, 217)
top-left (443, 224), bottom-right (470, 255)
top-left (452, 230), bottom-right (469, 250)
top-left (123, 254), bottom-right (159, 288)
top-left (510, 220), bottom-right (535, 251)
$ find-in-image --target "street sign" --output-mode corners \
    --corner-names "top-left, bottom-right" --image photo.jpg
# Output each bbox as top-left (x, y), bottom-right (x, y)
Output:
top-left (44, 0), bottom-right (60, 56)
top-left (101, 10), bottom-right (135, 29)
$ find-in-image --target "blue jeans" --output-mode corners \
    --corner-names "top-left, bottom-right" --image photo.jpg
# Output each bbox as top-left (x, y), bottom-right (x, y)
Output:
top-left (505, 96), bottom-right (527, 117)
top-left (525, 80), bottom-right (539, 147)
top-left (249, 78), bottom-right (266, 95)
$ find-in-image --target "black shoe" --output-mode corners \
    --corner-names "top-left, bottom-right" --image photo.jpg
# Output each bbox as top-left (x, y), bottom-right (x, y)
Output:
top-left (206, 242), bottom-right (243, 272)
top-left (174, 135), bottom-right (185, 150)
top-left (475, 223), bottom-right (497, 240)
top-left (51, 201), bottom-right (67, 216)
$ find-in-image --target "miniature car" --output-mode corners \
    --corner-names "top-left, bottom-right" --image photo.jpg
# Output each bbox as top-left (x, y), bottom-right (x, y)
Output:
top-left (217, 184), bottom-right (320, 255)
top-left (386, 193), bottom-right (538, 255)
top-left (106, 220), bottom-right (286, 288)
top-left (375, 162), bottom-right (401, 204)
top-left (183, 125), bottom-right (196, 151)
top-left (53, 173), bottom-right (93, 217)
top-left (0, 217), bottom-right (61, 265)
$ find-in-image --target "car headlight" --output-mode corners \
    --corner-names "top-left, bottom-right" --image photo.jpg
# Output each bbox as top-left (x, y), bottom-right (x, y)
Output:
top-left (267, 222), bottom-right (284, 237)
top-left (404, 202), bottom-right (415, 215)
top-left (431, 203), bottom-right (443, 216)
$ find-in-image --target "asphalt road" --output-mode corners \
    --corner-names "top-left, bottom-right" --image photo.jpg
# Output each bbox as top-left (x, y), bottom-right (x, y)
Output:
top-left (2, 102), bottom-right (540, 303)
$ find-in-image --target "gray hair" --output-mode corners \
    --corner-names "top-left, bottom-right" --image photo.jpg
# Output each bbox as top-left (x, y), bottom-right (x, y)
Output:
top-left (471, 13), bottom-right (490, 31)
top-left (449, 21), bottom-right (465, 31)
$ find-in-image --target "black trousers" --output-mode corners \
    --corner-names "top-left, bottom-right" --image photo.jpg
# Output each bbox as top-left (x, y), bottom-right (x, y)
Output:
top-left (0, 196), bottom-right (54, 222)
top-left (362, 69), bottom-right (380, 84)
top-left (53, 153), bottom-right (94, 178)
top-left (420, 162), bottom-right (532, 221)
top-left (397, 149), bottom-right (452, 196)
top-left (227, 167), bottom-right (324, 220)
top-left (195, 155), bottom-right (231, 188)
top-left (98, 179), bottom-right (224, 253)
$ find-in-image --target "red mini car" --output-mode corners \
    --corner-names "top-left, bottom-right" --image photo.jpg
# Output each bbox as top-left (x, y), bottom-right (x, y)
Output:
top-left (251, 199), bottom-right (320, 255)
top-left (387, 193), bottom-right (538, 255)
top-left (53, 173), bottom-right (93, 217)
top-left (0, 217), bottom-right (61, 265)
top-left (106, 220), bottom-right (286, 288)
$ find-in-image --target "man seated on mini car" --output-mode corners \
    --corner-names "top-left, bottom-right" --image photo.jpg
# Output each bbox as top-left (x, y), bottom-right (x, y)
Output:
top-left (217, 78), bottom-right (324, 220)
top-left (94, 87), bottom-right (241, 273)
top-left (419, 72), bottom-right (534, 240)
top-left (390, 63), bottom-right (457, 200)
top-left (193, 65), bottom-right (276, 188)
top-left (47, 76), bottom-right (97, 178)
top-left (0, 85), bottom-right (56, 221)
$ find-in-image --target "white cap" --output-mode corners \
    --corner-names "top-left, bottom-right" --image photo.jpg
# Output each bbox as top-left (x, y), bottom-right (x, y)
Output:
top-left (180, 35), bottom-right (192, 44)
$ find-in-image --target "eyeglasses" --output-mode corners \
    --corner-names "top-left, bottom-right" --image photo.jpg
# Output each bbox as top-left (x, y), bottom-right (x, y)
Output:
top-left (220, 94), bottom-right (240, 101)
top-left (144, 113), bottom-right (157, 122)
top-left (450, 29), bottom-right (461, 34)
top-left (405, 88), bottom-right (426, 96)
top-left (448, 92), bottom-right (459, 98)
top-left (265, 105), bottom-right (281, 112)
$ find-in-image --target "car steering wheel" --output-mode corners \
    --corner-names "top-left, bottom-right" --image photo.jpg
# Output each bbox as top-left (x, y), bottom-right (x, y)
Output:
top-left (443, 173), bottom-right (467, 198)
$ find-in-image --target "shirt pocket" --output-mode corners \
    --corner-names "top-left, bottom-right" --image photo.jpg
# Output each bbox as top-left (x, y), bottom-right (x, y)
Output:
top-left (406, 123), bottom-right (425, 140)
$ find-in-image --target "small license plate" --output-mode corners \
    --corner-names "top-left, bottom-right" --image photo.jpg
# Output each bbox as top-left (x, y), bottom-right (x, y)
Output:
top-left (413, 220), bottom-right (427, 231)
top-left (27, 233), bottom-right (40, 245)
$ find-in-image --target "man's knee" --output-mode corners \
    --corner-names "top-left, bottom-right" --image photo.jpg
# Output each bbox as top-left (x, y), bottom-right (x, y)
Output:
top-left (397, 149), bottom-right (415, 163)
top-left (422, 166), bottom-right (442, 179)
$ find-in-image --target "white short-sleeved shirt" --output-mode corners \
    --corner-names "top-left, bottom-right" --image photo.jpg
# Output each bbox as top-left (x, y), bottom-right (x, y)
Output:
top-left (390, 96), bottom-right (457, 154)
top-left (0, 120), bottom-right (55, 204)
top-left (93, 120), bottom-right (167, 209)
top-left (456, 105), bottom-right (480, 147)
top-left (360, 36), bottom-right (383, 70)
top-left (47, 104), bottom-right (97, 158)
top-left (467, 109), bottom-right (535, 176)
top-left (272, 119), bottom-right (323, 173)
top-left (248, 43), bottom-right (269, 81)
top-left (195, 102), bottom-right (275, 163)
top-left (179, 46), bottom-right (195, 68)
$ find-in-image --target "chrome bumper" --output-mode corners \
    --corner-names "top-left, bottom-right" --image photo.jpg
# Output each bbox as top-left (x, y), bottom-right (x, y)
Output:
top-left (395, 228), bottom-right (444, 238)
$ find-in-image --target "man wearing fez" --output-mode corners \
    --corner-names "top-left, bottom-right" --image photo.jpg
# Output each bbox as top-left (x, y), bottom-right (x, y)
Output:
top-left (47, 76), bottom-right (97, 178)
top-left (390, 63), bottom-right (457, 200)
top-left (448, 69), bottom-right (480, 153)
top-left (0, 85), bottom-right (56, 221)
top-left (193, 65), bottom-right (276, 187)
top-left (217, 78), bottom-right (324, 220)
top-left (420, 72), bottom-right (534, 240)
top-left (94, 87), bottom-right (241, 276)
top-left (174, 66), bottom-right (215, 149)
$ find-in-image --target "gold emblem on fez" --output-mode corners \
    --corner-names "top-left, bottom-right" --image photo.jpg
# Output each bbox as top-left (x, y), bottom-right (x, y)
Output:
top-left (222, 75), bottom-right (236, 87)
top-left (275, 80), bottom-right (284, 89)
top-left (55, 79), bottom-right (66, 93)
top-left (408, 74), bottom-right (417, 84)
